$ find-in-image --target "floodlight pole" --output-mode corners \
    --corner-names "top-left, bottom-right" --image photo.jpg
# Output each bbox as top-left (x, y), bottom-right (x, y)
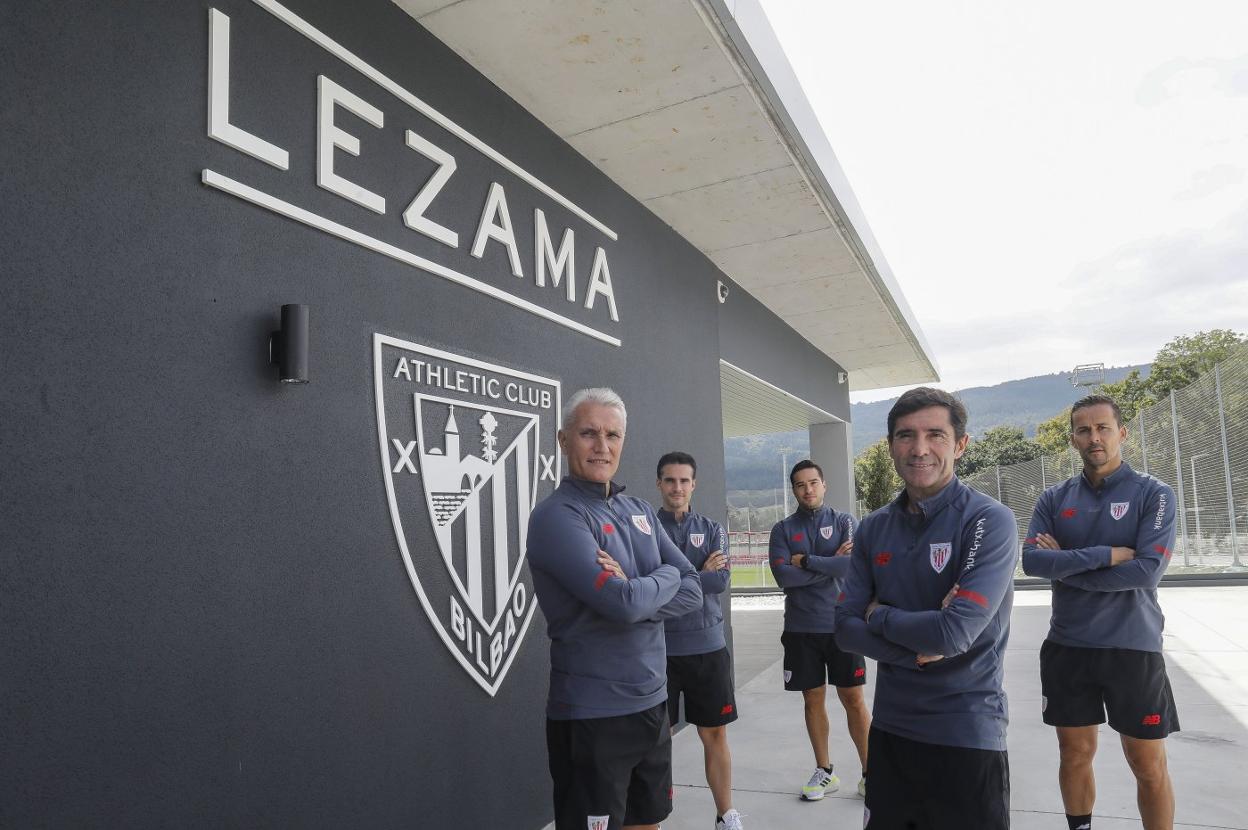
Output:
top-left (1214, 365), bottom-right (1242, 569)
top-left (1170, 391), bottom-right (1190, 566)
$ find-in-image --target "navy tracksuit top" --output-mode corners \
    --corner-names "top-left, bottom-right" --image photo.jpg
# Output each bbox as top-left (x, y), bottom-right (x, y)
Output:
top-left (768, 506), bottom-right (855, 633)
top-left (835, 477), bottom-right (1017, 751)
top-left (527, 476), bottom-right (703, 720)
top-left (657, 509), bottom-right (730, 657)
top-left (1021, 462), bottom-right (1177, 653)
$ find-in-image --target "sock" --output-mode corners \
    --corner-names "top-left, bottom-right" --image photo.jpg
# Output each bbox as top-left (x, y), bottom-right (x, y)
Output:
top-left (1066, 814), bottom-right (1091, 830)
top-left (821, 764), bottom-right (834, 774)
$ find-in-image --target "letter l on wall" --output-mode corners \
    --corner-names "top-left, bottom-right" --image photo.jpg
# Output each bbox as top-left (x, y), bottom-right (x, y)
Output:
top-left (207, 9), bottom-right (289, 169)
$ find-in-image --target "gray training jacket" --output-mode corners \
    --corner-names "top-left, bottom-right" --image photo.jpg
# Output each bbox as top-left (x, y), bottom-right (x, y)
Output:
top-left (768, 506), bottom-right (855, 633)
top-left (658, 509), bottom-right (730, 657)
top-left (835, 477), bottom-right (1016, 752)
top-left (527, 476), bottom-right (703, 720)
top-left (1021, 463), bottom-right (1176, 652)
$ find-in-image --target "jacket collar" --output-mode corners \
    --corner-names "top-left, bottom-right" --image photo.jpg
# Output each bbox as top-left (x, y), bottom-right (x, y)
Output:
top-left (657, 508), bottom-right (691, 525)
top-left (561, 475), bottom-right (625, 500)
top-left (1081, 461), bottom-right (1133, 492)
top-left (893, 476), bottom-right (961, 520)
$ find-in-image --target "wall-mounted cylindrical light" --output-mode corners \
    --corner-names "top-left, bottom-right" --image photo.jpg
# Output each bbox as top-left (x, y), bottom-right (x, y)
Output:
top-left (270, 304), bottom-right (309, 384)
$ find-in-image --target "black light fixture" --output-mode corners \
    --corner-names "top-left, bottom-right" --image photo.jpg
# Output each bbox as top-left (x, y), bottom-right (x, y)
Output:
top-left (270, 303), bottom-right (309, 384)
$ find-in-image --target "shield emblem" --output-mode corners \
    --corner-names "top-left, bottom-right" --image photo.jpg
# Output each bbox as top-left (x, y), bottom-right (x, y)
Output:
top-left (689, 533), bottom-right (705, 548)
top-left (930, 542), bottom-right (952, 573)
top-left (374, 334), bottom-right (560, 695)
top-left (632, 514), bottom-right (652, 535)
top-left (1110, 502), bottom-right (1129, 521)
top-left (820, 525), bottom-right (835, 540)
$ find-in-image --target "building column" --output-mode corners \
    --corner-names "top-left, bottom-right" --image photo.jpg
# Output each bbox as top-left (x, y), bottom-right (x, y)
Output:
top-left (809, 420), bottom-right (854, 514)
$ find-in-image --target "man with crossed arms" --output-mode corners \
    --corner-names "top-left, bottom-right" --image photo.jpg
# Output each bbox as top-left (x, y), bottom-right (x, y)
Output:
top-left (655, 451), bottom-right (743, 830)
top-left (836, 387), bottom-right (1016, 829)
top-left (1023, 393), bottom-right (1178, 830)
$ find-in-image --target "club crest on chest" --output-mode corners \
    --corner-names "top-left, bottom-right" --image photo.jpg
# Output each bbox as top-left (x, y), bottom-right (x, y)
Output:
top-left (1110, 502), bottom-right (1130, 520)
top-left (689, 533), bottom-right (705, 547)
top-left (631, 514), bottom-right (652, 535)
top-left (930, 542), bottom-right (952, 573)
top-left (820, 525), bottom-right (835, 540)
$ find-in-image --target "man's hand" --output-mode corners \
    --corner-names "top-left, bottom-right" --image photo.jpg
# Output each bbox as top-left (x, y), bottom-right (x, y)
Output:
top-left (835, 540), bottom-right (853, 556)
top-left (790, 553), bottom-right (806, 569)
top-left (916, 653), bottom-right (944, 666)
top-left (1110, 546), bottom-right (1136, 565)
top-left (702, 550), bottom-right (728, 572)
top-left (941, 583), bottom-right (959, 609)
top-left (596, 550), bottom-right (625, 580)
top-left (1035, 533), bottom-right (1061, 550)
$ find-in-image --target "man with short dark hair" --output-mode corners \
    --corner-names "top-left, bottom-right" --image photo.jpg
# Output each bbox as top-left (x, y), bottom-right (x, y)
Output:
top-left (654, 451), bottom-right (744, 830)
top-left (769, 459), bottom-right (870, 802)
top-left (836, 386), bottom-right (1017, 830)
top-left (1022, 393), bottom-right (1178, 830)
top-left (528, 388), bottom-right (703, 830)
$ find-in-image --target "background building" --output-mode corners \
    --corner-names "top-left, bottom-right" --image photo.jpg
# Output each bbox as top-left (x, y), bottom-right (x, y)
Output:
top-left (1, 0), bottom-right (936, 826)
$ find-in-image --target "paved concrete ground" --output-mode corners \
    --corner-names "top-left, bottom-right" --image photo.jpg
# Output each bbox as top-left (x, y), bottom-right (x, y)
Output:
top-left (665, 586), bottom-right (1248, 829)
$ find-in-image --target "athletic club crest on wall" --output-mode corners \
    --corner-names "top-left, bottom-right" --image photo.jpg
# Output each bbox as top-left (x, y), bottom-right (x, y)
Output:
top-left (1110, 502), bottom-right (1130, 520)
top-left (374, 334), bottom-right (561, 695)
top-left (930, 542), bottom-right (952, 573)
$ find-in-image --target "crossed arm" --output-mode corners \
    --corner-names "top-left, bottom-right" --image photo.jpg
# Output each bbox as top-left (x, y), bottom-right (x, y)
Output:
top-left (837, 506), bottom-right (1018, 662)
top-left (531, 505), bottom-right (701, 624)
top-left (1021, 486), bottom-right (1175, 591)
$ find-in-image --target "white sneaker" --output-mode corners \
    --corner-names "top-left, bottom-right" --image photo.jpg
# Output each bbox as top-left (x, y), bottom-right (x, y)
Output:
top-left (715, 808), bottom-right (745, 829)
top-left (800, 767), bottom-right (839, 801)
top-left (857, 776), bottom-right (867, 798)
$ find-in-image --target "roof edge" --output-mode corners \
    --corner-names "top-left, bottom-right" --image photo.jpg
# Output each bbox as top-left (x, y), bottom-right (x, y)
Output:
top-left (692, 0), bottom-right (940, 387)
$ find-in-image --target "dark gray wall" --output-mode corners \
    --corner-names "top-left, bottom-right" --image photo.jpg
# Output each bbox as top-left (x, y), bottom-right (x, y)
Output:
top-left (1, 1), bottom-right (841, 826)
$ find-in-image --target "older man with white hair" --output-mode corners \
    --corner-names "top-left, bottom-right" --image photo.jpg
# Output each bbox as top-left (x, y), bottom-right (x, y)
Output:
top-left (528, 387), bottom-right (704, 830)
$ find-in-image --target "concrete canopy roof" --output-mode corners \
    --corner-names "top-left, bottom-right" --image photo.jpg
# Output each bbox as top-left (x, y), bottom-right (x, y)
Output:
top-left (396, 0), bottom-right (939, 392)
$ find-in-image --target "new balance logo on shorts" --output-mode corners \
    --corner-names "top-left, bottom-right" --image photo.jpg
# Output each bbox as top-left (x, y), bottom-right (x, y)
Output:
top-left (1142, 713), bottom-right (1161, 726)
top-left (721, 704), bottom-right (734, 715)
top-left (854, 667), bottom-right (866, 678)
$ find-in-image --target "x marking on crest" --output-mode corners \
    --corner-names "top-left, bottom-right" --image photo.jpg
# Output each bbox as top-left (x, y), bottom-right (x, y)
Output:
top-left (539, 454), bottom-right (556, 482)
top-left (391, 439), bottom-right (418, 474)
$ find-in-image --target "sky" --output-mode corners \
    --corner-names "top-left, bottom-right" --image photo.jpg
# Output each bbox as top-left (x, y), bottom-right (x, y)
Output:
top-left (758, 1), bottom-right (1248, 403)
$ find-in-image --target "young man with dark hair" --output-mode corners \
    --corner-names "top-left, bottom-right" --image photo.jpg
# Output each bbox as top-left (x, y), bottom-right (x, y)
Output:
top-left (528, 389), bottom-right (704, 830)
top-left (836, 386), bottom-right (1017, 829)
top-left (654, 451), bottom-right (743, 830)
top-left (769, 459), bottom-right (870, 802)
top-left (1022, 393), bottom-right (1178, 830)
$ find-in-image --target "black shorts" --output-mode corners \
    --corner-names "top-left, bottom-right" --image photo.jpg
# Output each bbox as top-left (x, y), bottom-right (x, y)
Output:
top-left (864, 727), bottom-right (1010, 830)
top-left (781, 631), bottom-right (867, 690)
top-left (1039, 640), bottom-right (1180, 738)
top-left (667, 647), bottom-right (739, 728)
top-left (546, 702), bottom-right (673, 830)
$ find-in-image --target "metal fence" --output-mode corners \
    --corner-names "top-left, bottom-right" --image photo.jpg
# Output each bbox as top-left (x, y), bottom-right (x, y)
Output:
top-left (963, 347), bottom-right (1248, 574)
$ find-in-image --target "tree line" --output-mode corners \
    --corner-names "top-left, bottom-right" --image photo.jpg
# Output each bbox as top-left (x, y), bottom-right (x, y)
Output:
top-left (854, 329), bottom-right (1247, 512)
